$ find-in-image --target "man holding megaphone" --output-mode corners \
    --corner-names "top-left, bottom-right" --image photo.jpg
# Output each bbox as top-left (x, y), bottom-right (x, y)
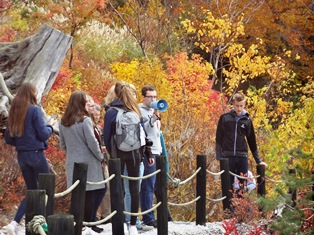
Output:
top-left (139, 85), bottom-right (163, 228)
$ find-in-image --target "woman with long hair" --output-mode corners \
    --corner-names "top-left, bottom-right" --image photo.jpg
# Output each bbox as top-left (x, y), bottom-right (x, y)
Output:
top-left (59, 91), bottom-right (106, 234)
top-left (4, 83), bottom-right (57, 235)
top-left (103, 81), bottom-right (152, 235)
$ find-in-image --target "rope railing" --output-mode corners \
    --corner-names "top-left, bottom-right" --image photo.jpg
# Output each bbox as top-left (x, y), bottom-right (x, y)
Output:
top-left (229, 171), bottom-right (260, 180)
top-left (167, 167), bottom-right (202, 188)
top-left (25, 157), bottom-right (294, 234)
top-left (27, 215), bottom-right (47, 235)
top-left (123, 202), bottom-right (162, 216)
top-left (86, 173), bottom-right (115, 185)
top-left (265, 176), bottom-right (284, 183)
top-left (83, 210), bottom-right (117, 226)
top-left (206, 169), bottom-right (224, 176)
top-left (54, 180), bottom-right (80, 198)
top-left (121, 169), bottom-right (161, 180)
top-left (206, 196), bottom-right (226, 202)
top-left (168, 196), bottom-right (201, 206)
top-left (167, 173), bottom-right (181, 188)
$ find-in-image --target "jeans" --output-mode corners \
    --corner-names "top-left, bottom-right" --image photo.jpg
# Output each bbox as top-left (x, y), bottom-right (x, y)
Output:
top-left (124, 162), bottom-right (144, 225)
top-left (140, 154), bottom-right (157, 224)
top-left (14, 150), bottom-right (50, 223)
top-left (227, 156), bottom-right (248, 193)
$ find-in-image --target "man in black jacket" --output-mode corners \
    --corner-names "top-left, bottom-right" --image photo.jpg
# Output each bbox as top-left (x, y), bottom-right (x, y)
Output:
top-left (216, 93), bottom-right (267, 193)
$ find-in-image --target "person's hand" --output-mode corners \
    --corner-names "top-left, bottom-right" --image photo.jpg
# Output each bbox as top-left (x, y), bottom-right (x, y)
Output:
top-left (259, 161), bottom-right (268, 168)
top-left (48, 118), bottom-right (58, 126)
top-left (153, 110), bottom-right (161, 120)
top-left (101, 146), bottom-right (107, 153)
top-left (148, 157), bottom-right (155, 166)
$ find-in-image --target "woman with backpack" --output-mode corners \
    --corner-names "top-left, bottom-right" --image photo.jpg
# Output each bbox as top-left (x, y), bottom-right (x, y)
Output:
top-left (103, 81), bottom-right (154, 235)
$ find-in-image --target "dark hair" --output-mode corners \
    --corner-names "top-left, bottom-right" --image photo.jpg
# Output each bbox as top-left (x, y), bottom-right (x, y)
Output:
top-left (61, 91), bottom-right (90, 127)
top-left (141, 85), bottom-right (156, 97)
top-left (8, 83), bottom-right (37, 137)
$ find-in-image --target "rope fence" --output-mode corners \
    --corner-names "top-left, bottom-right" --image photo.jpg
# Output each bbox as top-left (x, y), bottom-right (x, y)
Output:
top-left (24, 155), bottom-right (304, 235)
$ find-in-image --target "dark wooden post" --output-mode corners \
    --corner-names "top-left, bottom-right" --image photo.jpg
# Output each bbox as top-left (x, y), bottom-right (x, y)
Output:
top-left (48, 214), bottom-right (74, 235)
top-left (70, 163), bottom-right (88, 235)
top-left (108, 158), bottom-right (125, 235)
top-left (196, 155), bottom-right (206, 225)
top-left (26, 190), bottom-right (46, 235)
top-left (312, 172), bottom-right (314, 201)
top-left (39, 173), bottom-right (55, 217)
top-left (288, 169), bottom-right (296, 207)
top-left (156, 156), bottom-right (168, 235)
top-left (257, 164), bottom-right (266, 196)
top-left (220, 158), bottom-right (232, 211)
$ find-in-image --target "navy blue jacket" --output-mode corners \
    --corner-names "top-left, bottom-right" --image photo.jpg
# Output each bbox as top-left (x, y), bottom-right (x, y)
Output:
top-left (5, 105), bottom-right (54, 151)
top-left (215, 109), bottom-right (261, 164)
top-left (103, 99), bottom-right (124, 154)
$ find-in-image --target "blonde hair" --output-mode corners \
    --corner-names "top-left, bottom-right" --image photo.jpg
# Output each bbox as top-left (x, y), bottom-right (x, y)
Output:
top-left (114, 81), bottom-right (141, 118)
top-left (104, 81), bottom-right (137, 107)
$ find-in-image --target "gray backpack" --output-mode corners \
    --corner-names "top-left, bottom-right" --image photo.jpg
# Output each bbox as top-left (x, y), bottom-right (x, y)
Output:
top-left (113, 107), bottom-right (145, 152)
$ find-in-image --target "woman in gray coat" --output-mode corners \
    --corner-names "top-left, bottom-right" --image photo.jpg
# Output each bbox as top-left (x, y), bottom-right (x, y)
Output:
top-left (59, 90), bottom-right (106, 233)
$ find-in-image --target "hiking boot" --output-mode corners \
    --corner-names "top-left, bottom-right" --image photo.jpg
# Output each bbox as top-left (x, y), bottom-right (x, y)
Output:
top-left (91, 226), bottom-right (104, 233)
top-left (145, 220), bottom-right (157, 228)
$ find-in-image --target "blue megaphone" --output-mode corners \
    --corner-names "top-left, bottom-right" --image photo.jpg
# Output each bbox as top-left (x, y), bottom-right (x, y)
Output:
top-left (150, 99), bottom-right (168, 112)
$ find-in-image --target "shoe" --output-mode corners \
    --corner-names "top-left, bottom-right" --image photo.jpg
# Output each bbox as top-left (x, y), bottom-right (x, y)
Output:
top-left (91, 226), bottom-right (104, 233)
top-left (145, 220), bottom-right (157, 228)
top-left (82, 227), bottom-right (98, 235)
top-left (129, 226), bottom-right (138, 235)
top-left (140, 223), bottom-right (154, 231)
top-left (5, 221), bottom-right (19, 235)
top-left (135, 222), bottom-right (142, 230)
top-left (124, 223), bottom-right (129, 234)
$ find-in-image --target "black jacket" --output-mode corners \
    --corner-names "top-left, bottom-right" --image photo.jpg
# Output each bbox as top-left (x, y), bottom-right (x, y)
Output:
top-left (215, 109), bottom-right (261, 164)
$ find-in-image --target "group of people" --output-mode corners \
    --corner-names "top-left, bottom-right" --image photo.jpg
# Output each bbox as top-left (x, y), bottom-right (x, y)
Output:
top-left (3, 81), bottom-right (267, 235)
top-left (4, 82), bottom-right (168, 235)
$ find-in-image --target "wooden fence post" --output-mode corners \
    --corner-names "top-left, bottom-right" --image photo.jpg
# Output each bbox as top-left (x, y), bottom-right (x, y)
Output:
top-left (220, 158), bottom-right (232, 211)
top-left (257, 164), bottom-right (266, 196)
top-left (39, 173), bottom-right (55, 217)
top-left (156, 155), bottom-right (168, 235)
top-left (108, 158), bottom-right (125, 235)
top-left (70, 163), bottom-right (88, 235)
top-left (288, 169), bottom-right (296, 207)
top-left (48, 214), bottom-right (74, 235)
top-left (196, 155), bottom-right (206, 226)
top-left (26, 190), bottom-right (46, 235)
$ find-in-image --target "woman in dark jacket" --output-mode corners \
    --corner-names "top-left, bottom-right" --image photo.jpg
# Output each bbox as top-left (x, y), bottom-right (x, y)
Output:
top-left (4, 83), bottom-right (56, 235)
top-left (103, 81), bottom-right (151, 235)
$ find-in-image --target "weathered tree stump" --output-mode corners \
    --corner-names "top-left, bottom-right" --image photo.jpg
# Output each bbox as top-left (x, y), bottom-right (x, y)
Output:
top-left (0, 24), bottom-right (72, 131)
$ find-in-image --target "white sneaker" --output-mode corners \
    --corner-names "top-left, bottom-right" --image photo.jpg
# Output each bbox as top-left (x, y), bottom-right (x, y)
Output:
top-left (4, 221), bottom-right (19, 235)
top-left (124, 223), bottom-right (129, 234)
top-left (141, 223), bottom-right (154, 231)
top-left (129, 225), bottom-right (138, 235)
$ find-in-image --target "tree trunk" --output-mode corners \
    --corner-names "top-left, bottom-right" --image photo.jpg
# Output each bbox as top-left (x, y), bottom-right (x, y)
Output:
top-left (0, 24), bottom-right (72, 131)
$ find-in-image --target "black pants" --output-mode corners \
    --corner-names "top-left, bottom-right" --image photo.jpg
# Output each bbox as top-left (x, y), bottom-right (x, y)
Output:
top-left (120, 156), bottom-right (141, 225)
